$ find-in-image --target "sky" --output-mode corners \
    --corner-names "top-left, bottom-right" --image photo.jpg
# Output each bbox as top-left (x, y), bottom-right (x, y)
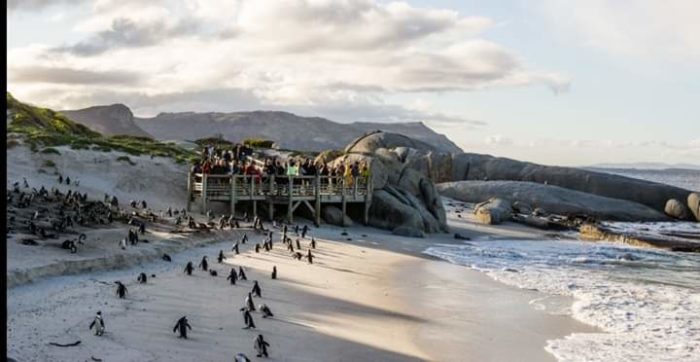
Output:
top-left (7, 0), bottom-right (700, 166)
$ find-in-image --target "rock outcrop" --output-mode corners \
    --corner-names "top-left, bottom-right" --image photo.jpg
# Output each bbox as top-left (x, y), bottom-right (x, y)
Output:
top-left (688, 193), bottom-right (700, 221)
top-left (665, 199), bottom-right (691, 220)
top-left (473, 198), bottom-right (511, 225)
top-left (437, 181), bottom-right (670, 222)
top-left (322, 206), bottom-right (353, 227)
top-left (451, 153), bottom-right (694, 219)
top-left (61, 104), bottom-right (151, 138)
top-left (329, 132), bottom-right (449, 237)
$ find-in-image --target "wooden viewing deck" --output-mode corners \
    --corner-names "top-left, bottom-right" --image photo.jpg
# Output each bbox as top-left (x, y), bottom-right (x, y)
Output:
top-left (187, 173), bottom-right (373, 225)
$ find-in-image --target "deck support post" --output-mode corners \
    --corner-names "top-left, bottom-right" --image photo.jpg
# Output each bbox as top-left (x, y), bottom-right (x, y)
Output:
top-left (186, 172), bottom-right (192, 212)
top-left (231, 176), bottom-right (237, 217)
top-left (287, 176), bottom-right (293, 223)
top-left (201, 174), bottom-right (208, 214)
top-left (314, 175), bottom-right (321, 227)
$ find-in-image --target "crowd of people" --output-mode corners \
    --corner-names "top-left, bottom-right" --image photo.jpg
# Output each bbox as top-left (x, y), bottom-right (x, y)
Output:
top-left (191, 144), bottom-right (371, 188)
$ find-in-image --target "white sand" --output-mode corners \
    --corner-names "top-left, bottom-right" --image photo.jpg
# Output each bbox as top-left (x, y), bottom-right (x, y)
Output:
top-left (6, 145), bottom-right (598, 361)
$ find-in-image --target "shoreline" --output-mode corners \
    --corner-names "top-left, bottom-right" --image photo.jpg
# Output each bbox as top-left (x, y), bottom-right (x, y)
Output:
top-left (7, 221), bottom-right (600, 361)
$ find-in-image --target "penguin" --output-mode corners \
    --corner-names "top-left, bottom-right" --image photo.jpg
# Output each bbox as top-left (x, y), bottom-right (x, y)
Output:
top-left (255, 243), bottom-right (261, 253)
top-left (199, 256), bottom-right (208, 271)
top-left (294, 225), bottom-right (299, 235)
top-left (240, 308), bottom-right (256, 329)
top-left (58, 175), bottom-right (63, 184)
top-left (238, 266), bottom-right (247, 280)
top-left (89, 311), bottom-right (105, 336)
top-left (235, 353), bottom-right (252, 362)
top-left (263, 242), bottom-right (270, 252)
top-left (295, 239), bottom-right (301, 250)
top-left (209, 270), bottom-right (218, 277)
top-left (65, 177), bottom-right (71, 185)
top-left (293, 252), bottom-right (303, 260)
top-left (232, 243), bottom-right (240, 255)
top-left (173, 316), bottom-right (192, 339)
top-left (254, 334), bottom-right (270, 358)
top-left (137, 272), bottom-right (147, 284)
top-left (259, 304), bottom-right (274, 318)
top-left (251, 281), bottom-right (262, 298)
top-left (245, 293), bottom-right (256, 311)
top-left (227, 268), bottom-right (238, 285)
top-left (306, 250), bottom-right (314, 264)
top-left (162, 253), bottom-right (172, 262)
top-left (310, 237), bottom-right (316, 249)
top-left (287, 243), bottom-right (294, 253)
top-left (115, 281), bottom-right (128, 298)
top-left (138, 222), bottom-right (146, 235)
top-left (271, 266), bottom-right (277, 280)
top-left (241, 233), bottom-right (248, 244)
top-left (301, 225), bottom-right (308, 239)
top-left (119, 238), bottom-right (127, 250)
top-left (218, 250), bottom-right (226, 263)
top-left (184, 261), bottom-right (194, 275)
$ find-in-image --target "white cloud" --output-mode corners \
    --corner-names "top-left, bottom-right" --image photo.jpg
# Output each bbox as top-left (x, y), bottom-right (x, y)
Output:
top-left (540, 0), bottom-right (700, 62)
top-left (484, 135), bottom-right (514, 146)
top-left (8, 0), bottom-right (569, 124)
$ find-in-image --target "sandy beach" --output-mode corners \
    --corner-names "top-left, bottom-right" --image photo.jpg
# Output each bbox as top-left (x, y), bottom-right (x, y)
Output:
top-left (7, 218), bottom-right (598, 362)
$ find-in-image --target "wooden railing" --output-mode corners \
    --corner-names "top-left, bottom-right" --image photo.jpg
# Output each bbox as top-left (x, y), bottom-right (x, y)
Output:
top-left (190, 174), bottom-right (370, 200)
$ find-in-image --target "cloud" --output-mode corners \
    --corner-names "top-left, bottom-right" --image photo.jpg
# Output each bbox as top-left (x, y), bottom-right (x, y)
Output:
top-left (7, 0), bottom-right (84, 12)
top-left (8, 0), bottom-right (570, 127)
top-left (9, 66), bottom-right (142, 85)
top-left (540, 0), bottom-right (700, 62)
top-left (484, 135), bottom-right (514, 146)
top-left (53, 17), bottom-right (200, 56)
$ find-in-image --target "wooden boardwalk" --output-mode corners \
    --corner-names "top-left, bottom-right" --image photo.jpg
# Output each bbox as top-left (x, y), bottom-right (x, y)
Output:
top-left (187, 173), bottom-right (372, 225)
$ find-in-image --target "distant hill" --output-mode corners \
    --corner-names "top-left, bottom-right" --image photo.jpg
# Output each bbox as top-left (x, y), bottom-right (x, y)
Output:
top-left (60, 104), bottom-right (152, 138)
top-left (588, 162), bottom-right (700, 171)
top-left (133, 110), bottom-right (463, 153)
top-left (7, 92), bottom-right (99, 137)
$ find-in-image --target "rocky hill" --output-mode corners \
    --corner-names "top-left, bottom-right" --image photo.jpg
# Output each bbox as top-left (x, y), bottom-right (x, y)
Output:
top-left (132, 110), bottom-right (462, 153)
top-left (60, 104), bottom-right (151, 137)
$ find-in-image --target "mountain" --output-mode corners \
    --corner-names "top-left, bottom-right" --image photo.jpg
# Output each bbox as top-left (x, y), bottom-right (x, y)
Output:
top-left (60, 104), bottom-right (152, 138)
top-left (7, 92), bottom-right (99, 137)
top-left (588, 162), bottom-right (700, 171)
top-left (133, 110), bottom-right (462, 153)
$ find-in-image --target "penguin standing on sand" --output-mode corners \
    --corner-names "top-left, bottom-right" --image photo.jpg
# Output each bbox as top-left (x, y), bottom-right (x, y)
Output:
top-left (119, 238), bottom-right (127, 250)
top-left (255, 243), bottom-right (261, 253)
top-left (310, 237), bottom-right (316, 249)
top-left (301, 225), bottom-right (308, 239)
top-left (295, 239), bottom-right (301, 250)
top-left (235, 353), bottom-right (252, 362)
top-left (184, 262), bottom-right (194, 275)
top-left (89, 311), bottom-right (105, 336)
top-left (306, 250), bottom-right (314, 264)
top-left (227, 268), bottom-right (238, 285)
top-left (251, 281), bottom-right (262, 297)
top-left (259, 304), bottom-right (274, 318)
top-left (271, 266), bottom-right (277, 280)
top-left (137, 272), bottom-right (147, 284)
top-left (232, 243), bottom-right (240, 255)
top-left (162, 253), bottom-right (172, 262)
top-left (287, 242), bottom-right (294, 253)
top-left (254, 334), bottom-right (270, 358)
top-left (199, 256), bottom-right (208, 271)
top-left (238, 266), bottom-right (247, 280)
top-left (245, 293), bottom-right (256, 311)
top-left (240, 308), bottom-right (256, 329)
top-left (294, 225), bottom-right (299, 235)
top-left (218, 250), bottom-right (226, 263)
top-left (173, 316), bottom-right (192, 339)
top-left (115, 281), bottom-right (128, 298)
top-left (241, 233), bottom-right (248, 244)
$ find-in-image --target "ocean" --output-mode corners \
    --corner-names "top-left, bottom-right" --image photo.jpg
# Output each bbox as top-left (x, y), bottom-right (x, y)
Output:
top-left (427, 171), bottom-right (700, 361)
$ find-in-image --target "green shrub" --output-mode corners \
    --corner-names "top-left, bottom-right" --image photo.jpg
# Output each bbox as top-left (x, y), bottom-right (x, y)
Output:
top-left (40, 147), bottom-right (61, 155)
top-left (243, 138), bottom-right (275, 148)
top-left (116, 155), bottom-right (136, 165)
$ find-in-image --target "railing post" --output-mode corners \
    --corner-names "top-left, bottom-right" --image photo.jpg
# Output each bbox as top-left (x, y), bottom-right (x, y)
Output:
top-left (353, 176), bottom-right (358, 199)
top-left (287, 176), bottom-right (293, 223)
top-left (186, 171), bottom-right (192, 212)
top-left (315, 174), bottom-right (321, 226)
top-left (201, 174), bottom-right (208, 214)
top-left (231, 175), bottom-right (237, 217)
top-left (268, 176), bottom-right (274, 221)
top-left (341, 177), bottom-right (347, 222)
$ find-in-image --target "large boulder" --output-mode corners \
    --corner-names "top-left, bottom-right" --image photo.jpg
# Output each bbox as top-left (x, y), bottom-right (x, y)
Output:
top-left (665, 199), bottom-right (691, 220)
top-left (345, 131), bottom-right (437, 154)
top-left (437, 181), bottom-right (670, 222)
top-left (368, 190), bottom-right (425, 235)
top-left (322, 206), bottom-right (353, 227)
top-left (688, 193), bottom-right (700, 221)
top-left (451, 153), bottom-right (695, 218)
top-left (474, 198), bottom-right (512, 225)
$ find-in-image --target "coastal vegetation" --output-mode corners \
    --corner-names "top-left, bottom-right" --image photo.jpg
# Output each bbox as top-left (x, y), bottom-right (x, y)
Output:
top-left (7, 92), bottom-right (198, 164)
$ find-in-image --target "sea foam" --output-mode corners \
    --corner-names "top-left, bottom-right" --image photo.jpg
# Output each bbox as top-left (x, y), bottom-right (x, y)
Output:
top-left (424, 239), bottom-right (700, 362)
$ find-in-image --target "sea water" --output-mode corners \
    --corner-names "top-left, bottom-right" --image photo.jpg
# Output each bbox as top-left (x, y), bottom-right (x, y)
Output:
top-left (424, 238), bottom-right (700, 361)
